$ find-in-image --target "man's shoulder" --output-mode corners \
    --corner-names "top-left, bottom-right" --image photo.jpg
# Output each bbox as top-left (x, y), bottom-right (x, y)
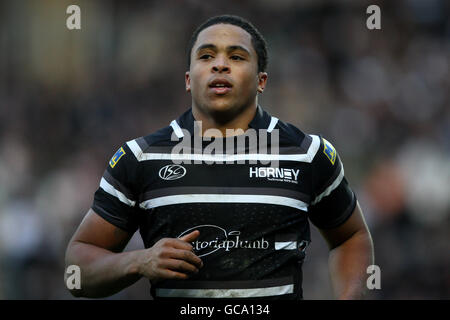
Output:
top-left (109, 125), bottom-right (174, 165)
top-left (276, 118), bottom-right (305, 138)
top-left (141, 125), bottom-right (176, 148)
top-left (275, 118), bottom-right (316, 153)
top-left (129, 125), bottom-right (175, 150)
top-left (272, 116), bottom-right (340, 166)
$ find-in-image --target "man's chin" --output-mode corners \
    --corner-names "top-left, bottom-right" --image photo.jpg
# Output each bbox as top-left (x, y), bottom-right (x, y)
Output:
top-left (202, 102), bottom-right (244, 125)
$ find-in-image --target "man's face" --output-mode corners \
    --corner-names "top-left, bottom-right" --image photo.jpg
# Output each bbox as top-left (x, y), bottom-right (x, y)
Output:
top-left (186, 24), bottom-right (267, 122)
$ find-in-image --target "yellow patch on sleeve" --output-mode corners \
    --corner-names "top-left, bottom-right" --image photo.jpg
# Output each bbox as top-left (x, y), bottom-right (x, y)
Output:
top-left (322, 138), bottom-right (336, 165)
top-left (109, 147), bottom-right (126, 168)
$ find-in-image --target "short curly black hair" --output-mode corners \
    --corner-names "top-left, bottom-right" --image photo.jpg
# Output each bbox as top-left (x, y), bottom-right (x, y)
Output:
top-left (186, 15), bottom-right (268, 73)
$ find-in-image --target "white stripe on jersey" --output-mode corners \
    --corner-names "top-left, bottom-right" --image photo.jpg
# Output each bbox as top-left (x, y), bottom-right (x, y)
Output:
top-left (155, 284), bottom-right (294, 298)
top-left (267, 116), bottom-right (279, 133)
top-left (139, 194), bottom-right (308, 211)
top-left (275, 241), bottom-right (297, 250)
top-left (170, 120), bottom-right (185, 138)
top-left (126, 139), bottom-right (143, 160)
top-left (126, 134), bottom-right (321, 163)
top-left (311, 162), bottom-right (345, 205)
top-left (100, 178), bottom-right (135, 207)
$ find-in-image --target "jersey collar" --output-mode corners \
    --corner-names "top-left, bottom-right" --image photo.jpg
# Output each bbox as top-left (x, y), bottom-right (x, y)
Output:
top-left (175, 105), bottom-right (274, 137)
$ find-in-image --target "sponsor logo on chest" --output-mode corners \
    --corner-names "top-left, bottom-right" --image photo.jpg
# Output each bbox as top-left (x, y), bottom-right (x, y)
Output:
top-left (249, 167), bottom-right (300, 184)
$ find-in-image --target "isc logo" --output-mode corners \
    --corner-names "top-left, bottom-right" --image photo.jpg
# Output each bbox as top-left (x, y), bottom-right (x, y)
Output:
top-left (159, 164), bottom-right (186, 180)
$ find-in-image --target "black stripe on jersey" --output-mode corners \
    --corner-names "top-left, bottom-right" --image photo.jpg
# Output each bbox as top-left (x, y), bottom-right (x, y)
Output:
top-left (275, 233), bottom-right (298, 242)
top-left (315, 162), bottom-right (342, 197)
top-left (299, 134), bottom-right (312, 152)
top-left (308, 179), bottom-right (356, 229)
top-left (136, 136), bottom-right (149, 151)
top-left (141, 146), bottom-right (176, 154)
top-left (157, 276), bottom-right (294, 290)
top-left (332, 189), bottom-right (357, 227)
top-left (102, 170), bottom-right (136, 201)
top-left (139, 187), bottom-right (311, 203)
top-left (275, 146), bottom-right (310, 155)
top-left (92, 189), bottom-right (140, 232)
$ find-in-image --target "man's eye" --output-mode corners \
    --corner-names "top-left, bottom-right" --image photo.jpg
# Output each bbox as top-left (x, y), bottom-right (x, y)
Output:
top-left (200, 54), bottom-right (213, 60)
top-left (230, 55), bottom-right (244, 60)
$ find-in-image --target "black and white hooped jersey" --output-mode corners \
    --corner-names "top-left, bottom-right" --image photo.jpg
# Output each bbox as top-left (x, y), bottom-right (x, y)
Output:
top-left (92, 105), bottom-right (356, 300)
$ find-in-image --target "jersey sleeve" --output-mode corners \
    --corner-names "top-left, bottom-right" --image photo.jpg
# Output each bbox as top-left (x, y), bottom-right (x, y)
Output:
top-left (307, 136), bottom-right (356, 229)
top-left (91, 142), bottom-right (140, 233)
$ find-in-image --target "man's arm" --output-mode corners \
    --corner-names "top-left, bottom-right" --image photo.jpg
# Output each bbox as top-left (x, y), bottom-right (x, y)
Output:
top-left (65, 209), bottom-right (203, 298)
top-left (318, 201), bottom-right (374, 300)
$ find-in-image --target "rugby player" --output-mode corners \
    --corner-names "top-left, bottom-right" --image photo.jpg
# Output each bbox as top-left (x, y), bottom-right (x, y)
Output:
top-left (65, 15), bottom-right (374, 300)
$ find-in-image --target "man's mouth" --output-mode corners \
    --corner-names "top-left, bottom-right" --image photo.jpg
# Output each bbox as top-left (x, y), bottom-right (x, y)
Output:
top-left (209, 79), bottom-right (232, 95)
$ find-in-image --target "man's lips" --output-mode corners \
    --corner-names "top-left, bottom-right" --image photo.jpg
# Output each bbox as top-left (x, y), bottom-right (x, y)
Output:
top-left (208, 78), bottom-right (232, 95)
top-left (209, 86), bottom-right (232, 94)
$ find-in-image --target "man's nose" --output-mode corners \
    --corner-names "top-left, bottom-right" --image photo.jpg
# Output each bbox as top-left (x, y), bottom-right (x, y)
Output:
top-left (212, 56), bottom-right (230, 73)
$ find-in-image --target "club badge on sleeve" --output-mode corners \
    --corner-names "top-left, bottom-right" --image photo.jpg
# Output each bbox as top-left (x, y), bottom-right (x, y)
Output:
top-left (109, 147), bottom-right (126, 168)
top-left (322, 138), bottom-right (336, 165)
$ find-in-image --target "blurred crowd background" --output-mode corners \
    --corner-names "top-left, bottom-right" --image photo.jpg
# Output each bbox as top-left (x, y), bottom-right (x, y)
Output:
top-left (0, 0), bottom-right (448, 299)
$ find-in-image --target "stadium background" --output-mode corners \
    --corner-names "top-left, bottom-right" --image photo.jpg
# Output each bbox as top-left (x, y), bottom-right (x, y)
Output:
top-left (0, 0), bottom-right (448, 299)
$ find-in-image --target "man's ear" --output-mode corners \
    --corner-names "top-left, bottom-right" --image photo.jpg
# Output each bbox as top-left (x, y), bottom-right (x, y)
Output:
top-left (257, 72), bottom-right (268, 93)
top-left (185, 71), bottom-right (191, 92)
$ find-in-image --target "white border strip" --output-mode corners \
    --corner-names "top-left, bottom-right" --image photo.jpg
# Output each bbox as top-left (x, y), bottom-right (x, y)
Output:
top-left (140, 194), bottom-right (308, 211)
top-left (126, 135), bottom-right (320, 163)
top-left (127, 139), bottom-right (143, 160)
top-left (311, 162), bottom-right (345, 205)
top-left (156, 284), bottom-right (294, 298)
top-left (275, 241), bottom-right (297, 250)
top-left (267, 116), bottom-right (279, 133)
top-left (170, 120), bottom-right (184, 138)
top-left (100, 178), bottom-right (135, 207)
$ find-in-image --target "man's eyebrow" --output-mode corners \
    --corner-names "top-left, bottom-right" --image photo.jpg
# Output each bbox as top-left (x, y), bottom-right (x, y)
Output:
top-left (226, 45), bottom-right (250, 55)
top-left (195, 44), bottom-right (251, 55)
top-left (195, 44), bottom-right (217, 53)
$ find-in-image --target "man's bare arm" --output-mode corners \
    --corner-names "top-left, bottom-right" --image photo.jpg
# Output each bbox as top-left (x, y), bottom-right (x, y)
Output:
top-left (319, 202), bottom-right (374, 299)
top-left (65, 209), bottom-right (203, 298)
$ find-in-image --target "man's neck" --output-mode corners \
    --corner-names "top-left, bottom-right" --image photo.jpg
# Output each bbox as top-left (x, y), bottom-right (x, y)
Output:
top-left (192, 104), bottom-right (257, 138)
